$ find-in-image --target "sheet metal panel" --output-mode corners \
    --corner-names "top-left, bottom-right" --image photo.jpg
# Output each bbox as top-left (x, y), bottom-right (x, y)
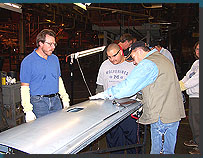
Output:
top-left (0, 99), bottom-right (141, 154)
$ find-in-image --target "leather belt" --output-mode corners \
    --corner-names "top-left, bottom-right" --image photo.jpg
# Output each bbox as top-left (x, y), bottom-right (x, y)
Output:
top-left (37, 93), bottom-right (59, 98)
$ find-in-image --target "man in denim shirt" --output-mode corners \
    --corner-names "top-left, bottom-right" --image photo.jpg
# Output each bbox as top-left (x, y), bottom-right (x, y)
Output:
top-left (90, 41), bottom-right (185, 154)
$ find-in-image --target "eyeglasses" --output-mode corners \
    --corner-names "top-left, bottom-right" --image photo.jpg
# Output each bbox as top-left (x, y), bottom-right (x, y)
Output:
top-left (107, 50), bottom-right (120, 59)
top-left (44, 41), bottom-right (57, 47)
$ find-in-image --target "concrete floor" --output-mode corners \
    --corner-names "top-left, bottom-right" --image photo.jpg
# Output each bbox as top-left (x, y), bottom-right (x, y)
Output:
top-left (60, 57), bottom-right (194, 155)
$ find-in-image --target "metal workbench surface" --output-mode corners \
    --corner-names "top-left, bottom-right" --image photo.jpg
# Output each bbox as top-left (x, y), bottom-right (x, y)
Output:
top-left (0, 98), bottom-right (141, 154)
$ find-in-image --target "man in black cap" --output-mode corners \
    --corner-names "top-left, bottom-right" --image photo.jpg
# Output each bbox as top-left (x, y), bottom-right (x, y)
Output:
top-left (90, 41), bottom-right (186, 154)
top-left (124, 40), bottom-right (148, 62)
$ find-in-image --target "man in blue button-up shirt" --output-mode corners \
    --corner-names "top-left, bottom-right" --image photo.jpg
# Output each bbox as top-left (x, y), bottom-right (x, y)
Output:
top-left (90, 41), bottom-right (185, 154)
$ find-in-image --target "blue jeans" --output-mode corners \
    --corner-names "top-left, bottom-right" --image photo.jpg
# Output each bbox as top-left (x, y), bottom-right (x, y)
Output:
top-left (150, 118), bottom-right (180, 154)
top-left (31, 95), bottom-right (62, 118)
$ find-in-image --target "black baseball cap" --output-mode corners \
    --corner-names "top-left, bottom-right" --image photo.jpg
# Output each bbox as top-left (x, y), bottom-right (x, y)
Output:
top-left (124, 41), bottom-right (146, 61)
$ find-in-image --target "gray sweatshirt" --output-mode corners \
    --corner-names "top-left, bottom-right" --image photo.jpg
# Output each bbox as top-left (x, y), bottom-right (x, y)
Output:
top-left (182, 60), bottom-right (199, 98)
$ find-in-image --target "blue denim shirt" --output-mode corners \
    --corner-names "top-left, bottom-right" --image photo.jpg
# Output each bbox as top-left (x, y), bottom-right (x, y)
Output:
top-left (105, 49), bottom-right (159, 99)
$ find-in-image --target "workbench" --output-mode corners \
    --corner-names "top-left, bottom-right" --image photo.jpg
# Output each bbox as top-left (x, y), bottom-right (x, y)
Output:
top-left (0, 98), bottom-right (142, 154)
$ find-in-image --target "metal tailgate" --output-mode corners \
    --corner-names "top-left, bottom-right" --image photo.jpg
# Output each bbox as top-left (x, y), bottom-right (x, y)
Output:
top-left (0, 99), bottom-right (141, 154)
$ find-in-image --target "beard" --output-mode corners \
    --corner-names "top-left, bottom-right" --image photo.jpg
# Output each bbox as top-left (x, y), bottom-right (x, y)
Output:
top-left (42, 47), bottom-right (54, 56)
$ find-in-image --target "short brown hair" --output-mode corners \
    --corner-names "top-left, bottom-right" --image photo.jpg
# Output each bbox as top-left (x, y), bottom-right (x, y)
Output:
top-left (193, 41), bottom-right (199, 50)
top-left (119, 33), bottom-right (133, 43)
top-left (36, 29), bottom-right (56, 47)
top-left (193, 41), bottom-right (199, 59)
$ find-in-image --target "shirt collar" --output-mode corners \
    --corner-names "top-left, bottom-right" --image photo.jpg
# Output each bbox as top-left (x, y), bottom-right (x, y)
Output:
top-left (160, 47), bottom-right (164, 53)
top-left (144, 48), bottom-right (157, 59)
top-left (34, 48), bottom-right (50, 60)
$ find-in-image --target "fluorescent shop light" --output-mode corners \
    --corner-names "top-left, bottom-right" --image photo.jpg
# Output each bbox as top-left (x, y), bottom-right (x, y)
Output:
top-left (74, 46), bottom-right (106, 59)
top-left (0, 3), bottom-right (22, 13)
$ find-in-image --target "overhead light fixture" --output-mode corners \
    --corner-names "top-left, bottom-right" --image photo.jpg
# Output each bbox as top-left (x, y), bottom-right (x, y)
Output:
top-left (74, 46), bottom-right (106, 59)
top-left (148, 16), bottom-right (154, 20)
top-left (0, 3), bottom-right (22, 13)
top-left (67, 46), bottom-right (106, 64)
top-left (152, 22), bottom-right (172, 25)
top-left (45, 19), bottom-right (55, 23)
top-left (142, 3), bottom-right (162, 9)
top-left (85, 3), bottom-right (91, 6)
top-left (4, 3), bottom-right (21, 9)
top-left (73, 3), bottom-right (91, 10)
top-left (74, 3), bottom-right (87, 10)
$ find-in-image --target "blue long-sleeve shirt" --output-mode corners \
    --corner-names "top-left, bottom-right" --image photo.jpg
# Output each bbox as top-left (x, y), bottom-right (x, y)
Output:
top-left (105, 49), bottom-right (159, 100)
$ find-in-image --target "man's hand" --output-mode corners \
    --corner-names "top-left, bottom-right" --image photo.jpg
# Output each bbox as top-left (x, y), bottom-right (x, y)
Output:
top-left (25, 111), bottom-right (36, 122)
top-left (62, 101), bottom-right (70, 109)
top-left (89, 92), bottom-right (108, 100)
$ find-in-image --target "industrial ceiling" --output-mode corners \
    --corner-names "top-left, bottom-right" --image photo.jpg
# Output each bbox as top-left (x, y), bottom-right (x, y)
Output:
top-left (0, 3), bottom-right (199, 57)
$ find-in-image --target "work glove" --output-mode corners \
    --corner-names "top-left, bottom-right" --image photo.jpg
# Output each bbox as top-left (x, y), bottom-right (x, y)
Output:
top-left (179, 80), bottom-right (187, 91)
top-left (25, 111), bottom-right (36, 122)
top-left (21, 85), bottom-right (35, 123)
top-left (89, 92), bottom-right (108, 100)
top-left (59, 77), bottom-right (70, 109)
top-left (62, 101), bottom-right (70, 109)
